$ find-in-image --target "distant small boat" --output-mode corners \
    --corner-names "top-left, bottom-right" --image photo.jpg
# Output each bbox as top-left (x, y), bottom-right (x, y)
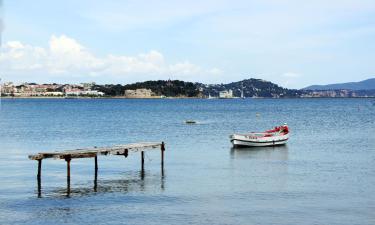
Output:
top-left (230, 124), bottom-right (289, 147)
top-left (208, 93), bottom-right (217, 99)
top-left (185, 120), bottom-right (197, 124)
top-left (240, 82), bottom-right (245, 99)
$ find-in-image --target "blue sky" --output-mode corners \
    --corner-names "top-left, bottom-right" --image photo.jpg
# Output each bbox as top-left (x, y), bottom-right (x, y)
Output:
top-left (0, 0), bottom-right (374, 88)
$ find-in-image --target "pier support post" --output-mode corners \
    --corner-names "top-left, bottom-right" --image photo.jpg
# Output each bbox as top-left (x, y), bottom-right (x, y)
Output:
top-left (94, 155), bottom-right (98, 192)
top-left (95, 155), bottom-right (98, 174)
top-left (141, 151), bottom-right (145, 171)
top-left (37, 159), bottom-right (42, 197)
top-left (161, 142), bottom-right (165, 175)
top-left (37, 159), bottom-right (42, 180)
top-left (65, 156), bottom-right (71, 196)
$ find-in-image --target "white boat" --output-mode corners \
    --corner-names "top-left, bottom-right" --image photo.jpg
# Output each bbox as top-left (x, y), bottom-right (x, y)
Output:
top-left (240, 82), bottom-right (245, 99)
top-left (208, 93), bottom-right (217, 99)
top-left (230, 124), bottom-right (289, 147)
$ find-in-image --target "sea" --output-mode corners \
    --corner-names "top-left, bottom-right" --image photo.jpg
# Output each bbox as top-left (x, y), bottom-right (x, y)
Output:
top-left (0, 98), bottom-right (374, 225)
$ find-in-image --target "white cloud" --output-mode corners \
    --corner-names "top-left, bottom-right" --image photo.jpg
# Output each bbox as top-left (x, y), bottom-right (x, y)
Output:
top-left (3, 0), bottom-right (374, 87)
top-left (0, 35), bottom-right (222, 83)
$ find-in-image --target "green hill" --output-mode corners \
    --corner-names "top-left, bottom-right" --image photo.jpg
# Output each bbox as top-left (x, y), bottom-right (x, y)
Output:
top-left (202, 78), bottom-right (301, 98)
top-left (93, 78), bottom-right (301, 98)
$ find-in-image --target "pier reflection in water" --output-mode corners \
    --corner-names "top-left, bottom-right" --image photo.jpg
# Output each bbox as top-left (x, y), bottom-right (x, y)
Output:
top-left (35, 170), bottom-right (165, 198)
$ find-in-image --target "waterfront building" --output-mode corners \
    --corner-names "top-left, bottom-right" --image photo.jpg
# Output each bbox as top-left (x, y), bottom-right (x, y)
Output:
top-left (219, 89), bottom-right (233, 98)
top-left (1, 82), bottom-right (16, 95)
top-left (65, 90), bottom-right (104, 96)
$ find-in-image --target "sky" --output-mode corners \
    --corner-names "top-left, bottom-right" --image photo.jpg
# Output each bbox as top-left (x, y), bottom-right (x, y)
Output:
top-left (0, 0), bottom-right (374, 89)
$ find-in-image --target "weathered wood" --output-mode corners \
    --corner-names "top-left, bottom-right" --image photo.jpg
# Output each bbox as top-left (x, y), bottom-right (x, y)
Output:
top-left (95, 155), bottom-right (98, 173)
top-left (28, 142), bottom-right (165, 196)
top-left (66, 156), bottom-right (71, 196)
top-left (36, 159), bottom-right (42, 197)
top-left (28, 142), bottom-right (162, 161)
top-left (60, 153), bottom-right (97, 159)
top-left (37, 159), bottom-right (42, 179)
top-left (161, 142), bottom-right (165, 169)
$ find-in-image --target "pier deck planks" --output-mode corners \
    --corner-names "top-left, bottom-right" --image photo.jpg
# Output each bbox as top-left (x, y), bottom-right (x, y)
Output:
top-left (28, 142), bottom-right (163, 160)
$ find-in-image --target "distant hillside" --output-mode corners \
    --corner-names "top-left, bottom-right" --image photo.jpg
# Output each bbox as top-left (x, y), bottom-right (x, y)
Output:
top-left (92, 78), bottom-right (300, 98)
top-left (303, 78), bottom-right (375, 90)
top-left (201, 78), bottom-right (301, 98)
top-left (93, 80), bottom-right (201, 97)
top-left (124, 80), bottom-right (200, 97)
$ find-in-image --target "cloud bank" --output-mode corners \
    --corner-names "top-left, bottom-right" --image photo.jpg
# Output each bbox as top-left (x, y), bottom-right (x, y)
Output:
top-left (2, 0), bottom-right (375, 88)
top-left (0, 35), bottom-right (222, 83)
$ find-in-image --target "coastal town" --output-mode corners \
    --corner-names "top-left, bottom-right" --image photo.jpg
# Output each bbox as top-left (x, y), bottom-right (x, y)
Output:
top-left (0, 79), bottom-right (374, 98)
top-left (0, 82), bottom-right (105, 97)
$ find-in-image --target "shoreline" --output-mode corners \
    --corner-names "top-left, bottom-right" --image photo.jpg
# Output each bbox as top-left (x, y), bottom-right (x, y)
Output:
top-left (0, 96), bottom-right (206, 99)
top-left (1, 96), bottom-right (374, 99)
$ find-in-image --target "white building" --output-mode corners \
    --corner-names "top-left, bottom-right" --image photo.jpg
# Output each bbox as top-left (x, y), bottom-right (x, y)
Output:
top-left (45, 92), bottom-right (64, 96)
top-left (1, 82), bottom-right (16, 95)
top-left (219, 89), bottom-right (233, 98)
top-left (65, 90), bottom-right (104, 96)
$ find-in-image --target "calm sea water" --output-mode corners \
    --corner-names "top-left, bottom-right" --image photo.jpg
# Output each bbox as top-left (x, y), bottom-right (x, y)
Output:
top-left (0, 98), bottom-right (374, 225)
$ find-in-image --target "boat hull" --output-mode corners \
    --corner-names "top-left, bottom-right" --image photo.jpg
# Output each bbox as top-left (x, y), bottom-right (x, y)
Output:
top-left (230, 133), bottom-right (289, 147)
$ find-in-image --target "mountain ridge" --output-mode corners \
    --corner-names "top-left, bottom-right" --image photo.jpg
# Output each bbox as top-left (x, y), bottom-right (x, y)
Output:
top-left (303, 78), bottom-right (375, 90)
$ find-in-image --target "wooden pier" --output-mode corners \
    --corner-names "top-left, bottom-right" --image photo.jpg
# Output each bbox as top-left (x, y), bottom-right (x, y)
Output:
top-left (28, 142), bottom-right (165, 196)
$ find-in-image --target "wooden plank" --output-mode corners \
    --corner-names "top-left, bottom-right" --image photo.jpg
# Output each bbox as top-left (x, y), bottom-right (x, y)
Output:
top-left (28, 142), bottom-right (162, 160)
top-left (58, 153), bottom-right (97, 159)
top-left (29, 154), bottom-right (43, 160)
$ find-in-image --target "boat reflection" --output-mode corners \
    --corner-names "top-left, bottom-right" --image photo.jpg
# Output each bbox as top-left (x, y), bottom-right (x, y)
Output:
top-left (230, 145), bottom-right (289, 188)
top-left (230, 145), bottom-right (289, 161)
